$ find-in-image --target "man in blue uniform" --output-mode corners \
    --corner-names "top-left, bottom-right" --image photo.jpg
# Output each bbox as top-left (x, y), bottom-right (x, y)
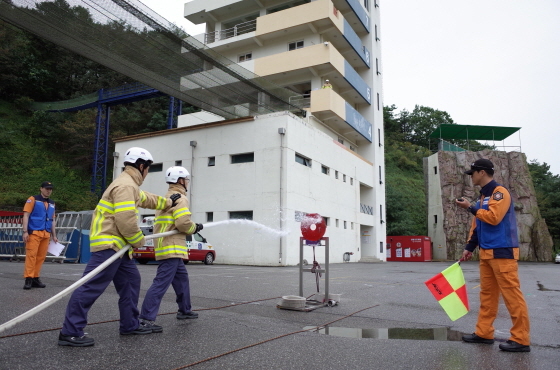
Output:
top-left (457, 159), bottom-right (530, 352)
top-left (22, 181), bottom-right (58, 290)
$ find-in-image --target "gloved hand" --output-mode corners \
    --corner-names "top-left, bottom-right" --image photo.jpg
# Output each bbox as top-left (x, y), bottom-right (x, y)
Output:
top-left (170, 193), bottom-right (181, 208)
top-left (195, 223), bottom-right (204, 233)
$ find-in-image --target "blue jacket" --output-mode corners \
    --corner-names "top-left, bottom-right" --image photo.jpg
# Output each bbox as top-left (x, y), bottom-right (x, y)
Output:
top-left (28, 195), bottom-right (55, 233)
top-left (465, 180), bottom-right (518, 258)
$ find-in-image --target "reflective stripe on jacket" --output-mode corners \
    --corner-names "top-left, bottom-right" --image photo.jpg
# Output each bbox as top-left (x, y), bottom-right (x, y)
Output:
top-left (89, 166), bottom-right (171, 253)
top-left (27, 196), bottom-right (55, 232)
top-left (154, 184), bottom-right (197, 260)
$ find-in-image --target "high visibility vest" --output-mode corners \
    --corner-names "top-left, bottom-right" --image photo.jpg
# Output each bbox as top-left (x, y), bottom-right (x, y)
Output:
top-left (28, 196), bottom-right (55, 232)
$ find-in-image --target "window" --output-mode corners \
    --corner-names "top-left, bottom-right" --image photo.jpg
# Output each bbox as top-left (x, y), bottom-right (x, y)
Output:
top-left (380, 205), bottom-right (384, 223)
top-left (208, 156), bottom-right (216, 166)
top-left (335, 170), bottom-right (339, 179)
top-left (350, 177), bottom-right (354, 185)
top-left (377, 93), bottom-right (380, 111)
top-left (380, 241), bottom-right (383, 253)
top-left (434, 166), bottom-right (438, 175)
top-left (343, 174), bottom-right (346, 182)
top-left (375, 0), bottom-right (379, 8)
top-left (350, 145), bottom-right (356, 152)
top-left (230, 211), bottom-right (253, 220)
top-left (323, 217), bottom-right (330, 226)
top-left (295, 153), bottom-right (311, 167)
top-left (376, 58), bottom-right (380, 75)
top-left (364, 0), bottom-right (369, 11)
top-left (434, 215), bottom-right (438, 224)
top-left (338, 137), bottom-right (344, 144)
top-left (231, 152), bottom-right (254, 164)
top-left (186, 233), bottom-right (204, 242)
top-left (351, 222), bottom-right (354, 230)
top-left (175, 160), bottom-right (182, 166)
top-left (344, 221), bottom-right (347, 229)
top-left (207, 212), bottom-right (214, 222)
top-left (375, 25), bottom-right (380, 41)
top-left (378, 128), bottom-right (382, 146)
top-left (321, 165), bottom-right (329, 175)
top-left (379, 166), bottom-right (383, 184)
top-left (288, 40), bottom-right (304, 51)
top-left (336, 219), bottom-right (339, 228)
top-left (238, 52), bottom-right (252, 62)
top-left (148, 163), bottom-right (163, 172)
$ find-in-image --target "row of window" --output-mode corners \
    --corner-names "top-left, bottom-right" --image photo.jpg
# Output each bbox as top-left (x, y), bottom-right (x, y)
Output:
top-left (238, 40), bottom-right (304, 62)
top-left (144, 153), bottom-right (254, 173)
top-left (295, 153), bottom-right (354, 185)
top-left (206, 211), bottom-right (253, 222)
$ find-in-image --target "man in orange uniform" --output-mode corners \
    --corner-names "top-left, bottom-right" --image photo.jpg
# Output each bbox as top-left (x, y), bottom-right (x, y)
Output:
top-left (456, 159), bottom-right (530, 352)
top-left (22, 181), bottom-right (59, 290)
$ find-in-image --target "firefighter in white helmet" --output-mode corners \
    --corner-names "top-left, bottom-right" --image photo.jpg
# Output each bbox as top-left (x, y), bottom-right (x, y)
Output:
top-left (139, 166), bottom-right (203, 332)
top-left (58, 147), bottom-right (181, 347)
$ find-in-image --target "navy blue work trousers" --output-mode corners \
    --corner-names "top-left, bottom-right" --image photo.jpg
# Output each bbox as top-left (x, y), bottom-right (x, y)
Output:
top-left (140, 258), bottom-right (192, 321)
top-left (61, 249), bottom-right (141, 336)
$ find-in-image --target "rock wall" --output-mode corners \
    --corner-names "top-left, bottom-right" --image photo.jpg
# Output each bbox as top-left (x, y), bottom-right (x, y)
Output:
top-left (436, 149), bottom-right (553, 261)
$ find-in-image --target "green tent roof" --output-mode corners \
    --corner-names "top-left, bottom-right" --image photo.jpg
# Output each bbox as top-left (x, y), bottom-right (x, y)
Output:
top-left (429, 124), bottom-right (520, 141)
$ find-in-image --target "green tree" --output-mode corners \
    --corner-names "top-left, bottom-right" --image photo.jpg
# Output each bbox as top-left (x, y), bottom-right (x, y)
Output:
top-left (529, 160), bottom-right (560, 252)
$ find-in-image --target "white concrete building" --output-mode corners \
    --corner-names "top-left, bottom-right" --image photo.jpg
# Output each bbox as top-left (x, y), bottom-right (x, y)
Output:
top-left (112, 0), bottom-right (385, 265)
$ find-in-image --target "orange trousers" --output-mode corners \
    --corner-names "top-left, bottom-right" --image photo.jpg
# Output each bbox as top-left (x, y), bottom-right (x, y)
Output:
top-left (475, 258), bottom-right (530, 345)
top-left (24, 230), bottom-right (50, 278)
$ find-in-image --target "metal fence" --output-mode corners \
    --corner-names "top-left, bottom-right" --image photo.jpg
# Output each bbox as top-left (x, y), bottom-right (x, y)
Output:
top-left (0, 212), bottom-right (88, 263)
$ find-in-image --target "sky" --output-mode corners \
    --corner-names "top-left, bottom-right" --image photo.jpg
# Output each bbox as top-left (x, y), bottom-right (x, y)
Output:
top-left (140, 0), bottom-right (560, 175)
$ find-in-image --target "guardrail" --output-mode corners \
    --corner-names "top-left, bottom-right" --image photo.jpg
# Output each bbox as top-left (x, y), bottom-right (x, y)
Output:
top-left (0, 213), bottom-right (83, 263)
top-left (360, 203), bottom-right (374, 215)
top-left (289, 94), bottom-right (311, 108)
top-left (204, 20), bottom-right (257, 44)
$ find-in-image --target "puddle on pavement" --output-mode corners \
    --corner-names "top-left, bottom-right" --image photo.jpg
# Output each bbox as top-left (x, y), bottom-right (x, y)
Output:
top-left (303, 326), bottom-right (465, 341)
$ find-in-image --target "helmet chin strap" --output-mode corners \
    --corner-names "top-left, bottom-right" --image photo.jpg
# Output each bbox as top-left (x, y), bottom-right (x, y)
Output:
top-left (179, 178), bottom-right (188, 192)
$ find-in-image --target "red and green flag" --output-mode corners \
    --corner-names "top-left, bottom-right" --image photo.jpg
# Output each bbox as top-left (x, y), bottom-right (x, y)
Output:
top-left (425, 262), bottom-right (469, 321)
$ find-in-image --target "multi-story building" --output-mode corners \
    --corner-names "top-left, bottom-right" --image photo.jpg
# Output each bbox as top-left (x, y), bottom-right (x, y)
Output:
top-left (113, 0), bottom-right (385, 265)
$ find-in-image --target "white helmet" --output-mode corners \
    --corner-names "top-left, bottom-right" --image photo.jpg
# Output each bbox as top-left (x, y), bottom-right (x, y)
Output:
top-left (166, 166), bottom-right (190, 183)
top-left (123, 147), bottom-right (153, 165)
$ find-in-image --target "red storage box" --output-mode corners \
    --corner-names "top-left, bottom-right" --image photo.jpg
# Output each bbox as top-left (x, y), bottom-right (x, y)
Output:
top-left (386, 236), bottom-right (432, 262)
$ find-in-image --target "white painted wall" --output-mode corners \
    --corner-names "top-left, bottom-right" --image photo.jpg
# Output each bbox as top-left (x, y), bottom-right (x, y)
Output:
top-left (178, 111), bottom-right (225, 128)
top-left (114, 112), bottom-right (377, 266)
top-left (176, 0), bottom-right (386, 262)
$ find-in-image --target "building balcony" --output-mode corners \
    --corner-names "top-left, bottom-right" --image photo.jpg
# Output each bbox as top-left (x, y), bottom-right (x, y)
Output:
top-left (309, 88), bottom-right (372, 143)
top-left (332, 0), bottom-right (371, 33)
top-left (255, 0), bottom-right (370, 68)
top-left (204, 19), bottom-right (256, 44)
top-left (190, 0), bottom-right (371, 69)
top-left (254, 43), bottom-right (371, 106)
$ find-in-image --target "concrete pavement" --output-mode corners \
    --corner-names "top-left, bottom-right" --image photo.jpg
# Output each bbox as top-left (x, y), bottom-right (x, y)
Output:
top-left (0, 260), bottom-right (559, 369)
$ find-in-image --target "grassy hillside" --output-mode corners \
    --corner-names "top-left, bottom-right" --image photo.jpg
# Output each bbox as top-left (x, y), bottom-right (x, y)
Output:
top-left (0, 100), bottom-right (98, 211)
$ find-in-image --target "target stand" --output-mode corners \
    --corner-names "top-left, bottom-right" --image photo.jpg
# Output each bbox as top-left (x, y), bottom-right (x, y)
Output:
top-left (278, 214), bottom-right (333, 312)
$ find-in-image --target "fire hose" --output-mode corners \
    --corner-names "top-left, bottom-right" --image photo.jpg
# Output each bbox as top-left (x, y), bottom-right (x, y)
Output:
top-left (0, 229), bottom-right (179, 334)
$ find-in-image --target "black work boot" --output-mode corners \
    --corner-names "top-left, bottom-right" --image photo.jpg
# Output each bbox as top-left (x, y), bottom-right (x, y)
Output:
top-left (32, 277), bottom-right (46, 288)
top-left (23, 277), bottom-right (32, 290)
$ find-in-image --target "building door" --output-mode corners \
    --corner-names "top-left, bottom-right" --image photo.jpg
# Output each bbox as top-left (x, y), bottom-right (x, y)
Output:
top-left (360, 226), bottom-right (373, 256)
